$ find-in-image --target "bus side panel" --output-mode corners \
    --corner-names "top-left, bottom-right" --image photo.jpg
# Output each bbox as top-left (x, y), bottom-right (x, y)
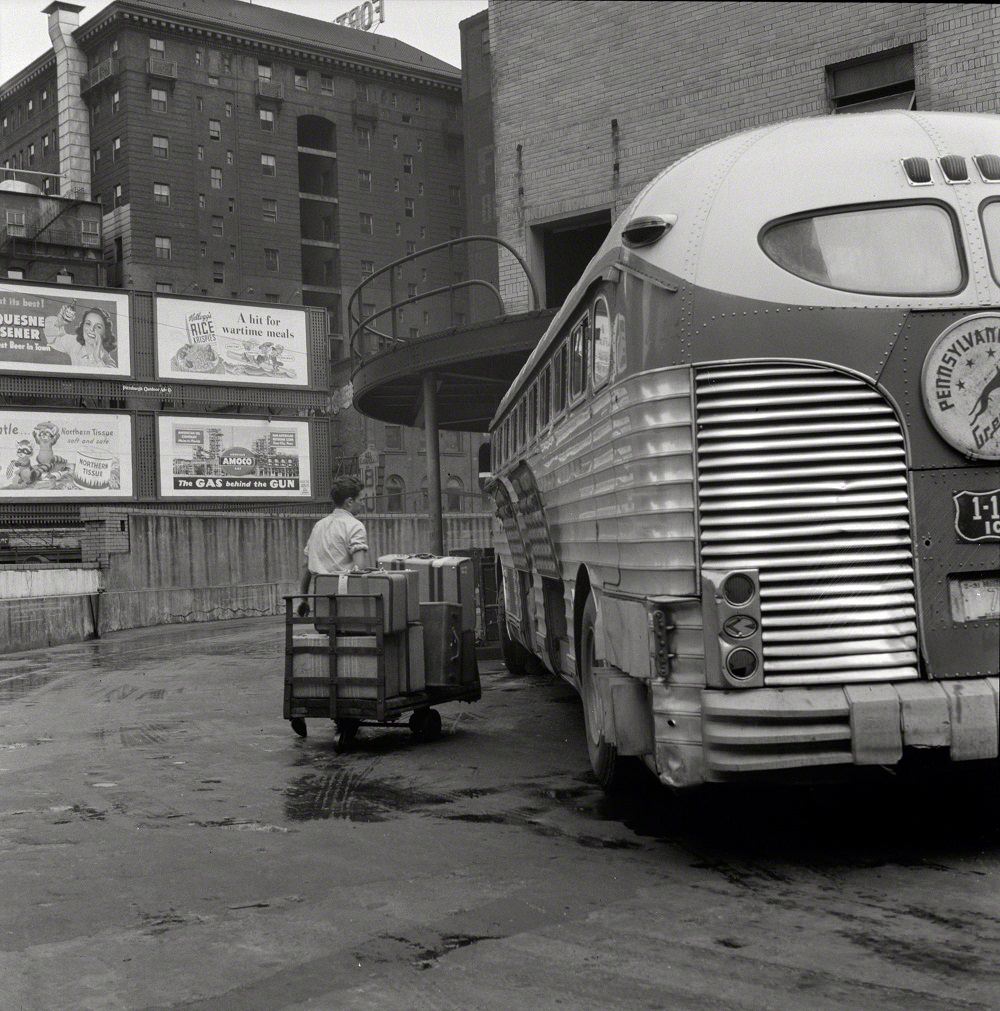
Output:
top-left (612, 366), bottom-right (699, 598)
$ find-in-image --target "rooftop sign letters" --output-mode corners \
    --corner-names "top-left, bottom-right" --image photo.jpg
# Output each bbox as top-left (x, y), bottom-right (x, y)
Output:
top-left (921, 313), bottom-right (1000, 461)
top-left (335, 0), bottom-right (385, 31)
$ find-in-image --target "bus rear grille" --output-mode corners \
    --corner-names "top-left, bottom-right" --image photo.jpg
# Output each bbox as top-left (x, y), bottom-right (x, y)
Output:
top-left (695, 363), bottom-right (919, 687)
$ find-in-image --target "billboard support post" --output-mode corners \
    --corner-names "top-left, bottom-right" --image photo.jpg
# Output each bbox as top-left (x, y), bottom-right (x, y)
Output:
top-left (422, 370), bottom-right (444, 554)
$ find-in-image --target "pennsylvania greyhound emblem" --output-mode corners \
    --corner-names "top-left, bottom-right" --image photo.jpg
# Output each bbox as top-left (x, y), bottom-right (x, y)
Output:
top-left (921, 314), bottom-right (1000, 461)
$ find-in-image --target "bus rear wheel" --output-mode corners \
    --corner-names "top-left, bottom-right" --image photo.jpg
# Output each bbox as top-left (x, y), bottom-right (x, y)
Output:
top-left (500, 614), bottom-right (532, 676)
top-left (579, 596), bottom-right (637, 793)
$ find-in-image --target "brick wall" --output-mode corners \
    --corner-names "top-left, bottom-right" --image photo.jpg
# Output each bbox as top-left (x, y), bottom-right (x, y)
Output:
top-left (490, 1), bottom-right (1000, 309)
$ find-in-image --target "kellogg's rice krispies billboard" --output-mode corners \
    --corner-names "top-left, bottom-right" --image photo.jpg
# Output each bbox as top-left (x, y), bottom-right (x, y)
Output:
top-left (155, 297), bottom-right (310, 388)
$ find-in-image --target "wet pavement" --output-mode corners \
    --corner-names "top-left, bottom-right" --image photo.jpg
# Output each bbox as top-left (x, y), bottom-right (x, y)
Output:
top-left (0, 617), bottom-right (998, 1009)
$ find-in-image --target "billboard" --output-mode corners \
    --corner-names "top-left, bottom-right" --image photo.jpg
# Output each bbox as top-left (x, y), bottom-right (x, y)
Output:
top-left (156, 415), bottom-right (312, 499)
top-left (155, 297), bottom-right (310, 388)
top-left (0, 282), bottom-right (131, 378)
top-left (0, 409), bottom-right (133, 500)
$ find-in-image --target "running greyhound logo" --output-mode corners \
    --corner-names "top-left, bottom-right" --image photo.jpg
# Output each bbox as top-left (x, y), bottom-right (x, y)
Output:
top-left (921, 314), bottom-right (1000, 460)
top-left (969, 363), bottom-right (1000, 427)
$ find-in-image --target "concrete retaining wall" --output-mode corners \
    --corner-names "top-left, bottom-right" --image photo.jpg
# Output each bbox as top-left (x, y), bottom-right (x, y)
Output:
top-left (1, 510), bottom-right (494, 652)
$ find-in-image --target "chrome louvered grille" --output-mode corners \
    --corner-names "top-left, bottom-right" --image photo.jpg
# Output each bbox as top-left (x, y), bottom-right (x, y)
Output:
top-left (695, 364), bottom-right (919, 687)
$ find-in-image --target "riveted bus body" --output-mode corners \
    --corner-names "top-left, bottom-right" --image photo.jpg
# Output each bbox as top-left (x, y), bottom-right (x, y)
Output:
top-left (490, 111), bottom-right (999, 789)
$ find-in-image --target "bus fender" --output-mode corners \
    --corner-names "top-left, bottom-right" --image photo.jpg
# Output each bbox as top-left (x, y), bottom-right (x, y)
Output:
top-left (591, 665), bottom-right (655, 756)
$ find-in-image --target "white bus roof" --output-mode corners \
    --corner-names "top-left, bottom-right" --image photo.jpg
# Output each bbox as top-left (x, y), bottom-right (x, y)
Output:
top-left (494, 110), bottom-right (1000, 424)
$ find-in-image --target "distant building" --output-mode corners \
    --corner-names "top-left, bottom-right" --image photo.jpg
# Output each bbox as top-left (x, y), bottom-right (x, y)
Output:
top-left (0, 0), bottom-right (489, 511)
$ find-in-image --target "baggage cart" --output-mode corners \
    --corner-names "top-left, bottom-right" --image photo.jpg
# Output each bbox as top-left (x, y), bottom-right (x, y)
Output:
top-left (282, 593), bottom-right (481, 752)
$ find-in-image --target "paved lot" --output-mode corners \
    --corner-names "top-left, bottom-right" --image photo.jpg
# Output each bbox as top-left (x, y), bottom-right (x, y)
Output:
top-left (0, 618), bottom-right (998, 1010)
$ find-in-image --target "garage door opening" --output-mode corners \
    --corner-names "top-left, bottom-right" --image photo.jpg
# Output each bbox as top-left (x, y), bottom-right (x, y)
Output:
top-left (534, 211), bottom-right (612, 310)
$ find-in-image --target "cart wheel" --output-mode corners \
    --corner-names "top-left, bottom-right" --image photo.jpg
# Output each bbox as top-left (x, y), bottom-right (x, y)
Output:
top-left (290, 717), bottom-right (307, 739)
top-left (335, 718), bottom-right (360, 753)
top-left (409, 708), bottom-right (442, 742)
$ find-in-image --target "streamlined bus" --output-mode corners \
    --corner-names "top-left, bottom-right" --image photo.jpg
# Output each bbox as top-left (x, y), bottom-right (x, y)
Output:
top-left (488, 111), bottom-right (999, 791)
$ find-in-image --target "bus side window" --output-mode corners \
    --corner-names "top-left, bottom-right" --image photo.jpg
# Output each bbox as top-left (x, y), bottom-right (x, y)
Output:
top-left (502, 415), bottom-right (510, 466)
top-left (593, 296), bottom-right (611, 388)
top-left (517, 399), bottom-right (526, 449)
top-left (540, 365), bottom-right (551, 429)
top-left (528, 383), bottom-right (537, 441)
top-left (554, 343), bottom-right (567, 417)
top-left (570, 317), bottom-right (589, 400)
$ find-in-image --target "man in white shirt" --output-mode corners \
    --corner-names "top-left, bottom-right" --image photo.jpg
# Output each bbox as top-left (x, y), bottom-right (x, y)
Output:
top-left (298, 476), bottom-right (369, 616)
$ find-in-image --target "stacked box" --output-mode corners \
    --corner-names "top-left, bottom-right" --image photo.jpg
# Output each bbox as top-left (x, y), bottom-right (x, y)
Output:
top-left (379, 554), bottom-right (476, 632)
top-left (421, 602), bottom-right (463, 687)
top-left (313, 570), bottom-right (415, 631)
top-left (290, 633), bottom-right (331, 698)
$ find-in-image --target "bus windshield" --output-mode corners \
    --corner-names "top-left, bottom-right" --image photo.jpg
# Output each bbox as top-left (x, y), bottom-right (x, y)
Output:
top-left (761, 203), bottom-right (963, 295)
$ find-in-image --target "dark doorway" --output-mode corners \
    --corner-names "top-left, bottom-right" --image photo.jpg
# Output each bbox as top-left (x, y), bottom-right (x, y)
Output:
top-left (538, 211), bottom-right (612, 310)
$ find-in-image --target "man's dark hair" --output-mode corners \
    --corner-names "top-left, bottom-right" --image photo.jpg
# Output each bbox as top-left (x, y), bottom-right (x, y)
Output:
top-left (330, 475), bottom-right (363, 507)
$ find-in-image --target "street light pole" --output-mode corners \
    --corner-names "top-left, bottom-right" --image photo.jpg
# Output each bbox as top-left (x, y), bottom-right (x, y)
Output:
top-left (422, 371), bottom-right (444, 554)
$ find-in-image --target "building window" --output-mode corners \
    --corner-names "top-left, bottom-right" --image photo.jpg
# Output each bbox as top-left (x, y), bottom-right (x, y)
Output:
top-left (155, 235), bottom-right (171, 259)
top-left (262, 198), bottom-right (277, 221)
top-left (445, 475), bottom-right (464, 512)
top-left (415, 97), bottom-right (422, 112)
top-left (228, 197), bottom-right (235, 212)
top-left (449, 184), bottom-right (462, 205)
top-left (194, 49), bottom-right (202, 66)
top-left (406, 240), bottom-right (416, 255)
top-left (356, 125), bottom-right (371, 149)
top-left (226, 150), bottom-right (233, 165)
top-left (112, 136), bottom-right (121, 161)
top-left (393, 178), bottom-right (399, 192)
top-left (261, 153), bottom-right (276, 176)
top-left (197, 144), bottom-right (204, 160)
top-left (360, 212), bottom-right (373, 235)
top-left (225, 101), bottom-right (232, 118)
top-left (394, 221), bottom-right (401, 236)
top-left (208, 75), bottom-right (219, 87)
top-left (211, 215), bottom-right (224, 237)
top-left (321, 74), bottom-right (334, 95)
top-left (229, 244), bottom-right (236, 260)
top-left (481, 26), bottom-right (490, 53)
top-left (294, 69), bottom-right (308, 90)
top-left (416, 138), bottom-right (422, 153)
top-left (153, 182), bottom-right (170, 205)
top-left (385, 475), bottom-right (405, 512)
top-left (264, 247), bottom-right (279, 271)
top-left (404, 197), bottom-right (414, 218)
top-left (149, 38), bottom-right (165, 55)
top-left (213, 261), bottom-right (224, 283)
top-left (6, 267), bottom-right (25, 279)
top-left (222, 54), bottom-right (231, 73)
top-left (355, 80), bottom-right (369, 101)
top-left (153, 135), bottom-right (169, 158)
top-left (197, 96), bottom-right (204, 112)
top-left (418, 182), bottom-right (424, 196)
top-left (41, 87), bottom-right (48, 105)
top-left (28, 143), bottom-right (35, 165)
top-left (210, 167), bottom-right (222, 188)
top-left (392, 134), bottom-right (398, 148)
top-left (829, 46), bottom-right (915, 113)
top-left (407, 283), bottom-right (417, 299)
top-left (361, 260), bottom-right (374, 276)
top-left (112, 90), bottom-right (120, 113)
top-left (156, 282), bottom-right (173, 293)
top-left (385, 425), bottom-right (403, 451)
top-left (42, 134), bottom-right (49, 155)
top-left (257, 61), bottom-right (272, 81)
top-left (200, 241), bottom-right (207, 257)
top-left (259, 109), bottom-right (274, 131)
top-left (403, 154), bottom-right (413, 174)
top-left (199, 193), bottom-right (206, 208)
top-left (209, 119), bottom-right (221, 140)
top-left (113, 183), bottom-right (124, 208)
top-left (358, 168), bottom-right (371, 191)
top-left (92, 148), bottom-right (101, 173)
top-left (151, 88), bottom-right (167, 112)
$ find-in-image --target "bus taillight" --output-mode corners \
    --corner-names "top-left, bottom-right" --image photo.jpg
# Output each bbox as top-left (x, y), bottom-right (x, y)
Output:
top-left (703, 569), bottom-right (764, 690)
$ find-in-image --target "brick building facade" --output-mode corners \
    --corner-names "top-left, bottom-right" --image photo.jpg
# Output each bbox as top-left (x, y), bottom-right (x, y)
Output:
top-left (488, 1), bottom-right (1000, 311)
top-left (1, 0), bottom-right (489, 513)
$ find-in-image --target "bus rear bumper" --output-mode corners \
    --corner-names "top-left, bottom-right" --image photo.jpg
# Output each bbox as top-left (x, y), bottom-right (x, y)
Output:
top-left (654, 678), bottom-right (999, 787)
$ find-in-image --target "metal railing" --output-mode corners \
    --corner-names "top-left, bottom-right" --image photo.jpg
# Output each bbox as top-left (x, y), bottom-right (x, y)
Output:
top-left (147, 58), bottom-right (178, 79)
top-left (348, 235), bottom-right (539, 362)
top-left (81, 57), bottom-right (119, 92)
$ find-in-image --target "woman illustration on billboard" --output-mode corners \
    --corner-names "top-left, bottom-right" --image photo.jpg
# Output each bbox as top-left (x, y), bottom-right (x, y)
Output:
top-left (71, 307), bottom-right (117, 368)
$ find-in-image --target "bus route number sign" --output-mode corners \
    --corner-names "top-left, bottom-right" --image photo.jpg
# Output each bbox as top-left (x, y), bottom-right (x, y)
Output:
top-left (953, 488), bottom-right (1000, 542)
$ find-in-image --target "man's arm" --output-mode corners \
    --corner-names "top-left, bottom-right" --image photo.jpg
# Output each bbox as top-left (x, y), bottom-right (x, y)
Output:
top-left (350, 548), bottom-right (369, 570)
top-left (299, 566), bottom-right (312, 594)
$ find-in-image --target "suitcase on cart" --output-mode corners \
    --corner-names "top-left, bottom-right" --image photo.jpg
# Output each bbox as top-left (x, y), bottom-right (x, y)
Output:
top-left (379, 554), bottom-right (476, 632)
top-left (420, 602), bottom-right (463, 687)
top-left (314, 570), bottom-right (415, 632)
